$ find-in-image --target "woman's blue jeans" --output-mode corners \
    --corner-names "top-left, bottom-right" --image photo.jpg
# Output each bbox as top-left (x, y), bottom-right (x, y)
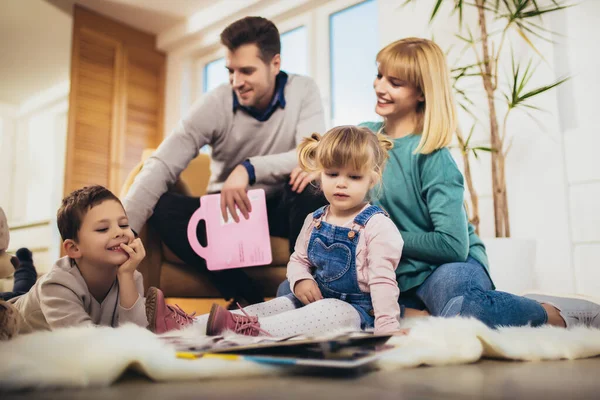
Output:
top-left (276, 257), bottom-right (547, 328)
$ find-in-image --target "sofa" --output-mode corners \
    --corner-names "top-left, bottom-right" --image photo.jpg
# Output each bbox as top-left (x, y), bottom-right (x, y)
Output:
top-left (120, 150), bottom-right (290, 298)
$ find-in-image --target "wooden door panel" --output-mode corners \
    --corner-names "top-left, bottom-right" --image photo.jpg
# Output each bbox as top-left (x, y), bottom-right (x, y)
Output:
top-left (118, 46), bottom-right (165, 189)
top-left (65, 6), bottom-right (165, 197)
top-left (64, 27), bottom-right (120, 194)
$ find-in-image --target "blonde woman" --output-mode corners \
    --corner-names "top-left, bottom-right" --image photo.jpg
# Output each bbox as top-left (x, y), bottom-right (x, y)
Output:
top-left (357, 37), bottom-right (598, 328)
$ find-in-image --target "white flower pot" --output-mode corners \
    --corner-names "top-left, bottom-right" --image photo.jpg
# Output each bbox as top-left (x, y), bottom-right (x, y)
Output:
top-left (483, 238), bottom-right (537, 294)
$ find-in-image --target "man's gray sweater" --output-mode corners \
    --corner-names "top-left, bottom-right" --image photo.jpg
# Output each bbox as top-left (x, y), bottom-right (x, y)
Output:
top-left (123, 74), bottom-right (325, 232)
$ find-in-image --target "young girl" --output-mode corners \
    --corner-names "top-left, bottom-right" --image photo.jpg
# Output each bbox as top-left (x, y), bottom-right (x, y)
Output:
top-left (152, 126), bottom-right (405, 337)
top-left (357, 37), bottom-right (599, 329)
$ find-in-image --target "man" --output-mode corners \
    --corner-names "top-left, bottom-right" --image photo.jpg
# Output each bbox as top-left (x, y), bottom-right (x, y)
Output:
top-left (123, 17), bottom-right (326, 305)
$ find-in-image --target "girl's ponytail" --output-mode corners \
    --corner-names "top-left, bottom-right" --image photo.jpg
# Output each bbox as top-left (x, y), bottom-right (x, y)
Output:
top-left (297, 133), bottom-right (321, 173)
top-left (376, 133), bottom-right (393, 153)
top-left (369, 133), bottom-right (393, 191)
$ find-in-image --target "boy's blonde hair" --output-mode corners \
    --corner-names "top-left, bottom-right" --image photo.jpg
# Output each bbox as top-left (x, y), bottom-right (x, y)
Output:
top-left (377, 37), bottom-right (457, 154)
top-left (298, 126), bottom-right (393, 182)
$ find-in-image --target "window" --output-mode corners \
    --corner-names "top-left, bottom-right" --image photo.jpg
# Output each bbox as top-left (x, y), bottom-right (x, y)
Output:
top-left (281, 26), bottom-right (308, 76)
top-left (329, 0), bottom-right (379, 126)
top-left (200, 58), bottom-right (228, 154)
top-left (203, 57), bottom-right (228, 93)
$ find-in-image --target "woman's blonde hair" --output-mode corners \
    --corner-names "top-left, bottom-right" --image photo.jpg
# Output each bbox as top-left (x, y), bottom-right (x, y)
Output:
top-left (298, 126), bottom-right (393, 183)
top-left (377, 37), bottom-right (457, 154)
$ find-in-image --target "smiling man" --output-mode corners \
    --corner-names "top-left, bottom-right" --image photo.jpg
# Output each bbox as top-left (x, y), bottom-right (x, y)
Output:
top-left (123, 17), bottom-right (326, 306)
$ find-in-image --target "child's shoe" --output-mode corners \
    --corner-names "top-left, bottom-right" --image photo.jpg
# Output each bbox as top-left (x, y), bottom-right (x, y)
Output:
top-left (16, 248), bottom-right (33, 263)
top-left (525, 294), bottom-right (600, 328)
top-left (12, 248), bottom-right (38, 294)
top-left (0, 300), bottom-right (19, 340)
top-left (205, 303), bottom-right (269, 336)
top-left (145, 287), bottom-right (196, 334)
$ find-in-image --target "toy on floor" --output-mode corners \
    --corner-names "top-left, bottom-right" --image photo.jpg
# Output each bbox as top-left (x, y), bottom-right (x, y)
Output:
top-left (0, 301), bottom-right (19, 340)
top-left (0, 206), bottom-right (19, 340)
top-left (9, 248), bottom-right (37, 296)
top-left (0, 207), bottom-right (39, 340)
top-left (0, 207), bottom-right (18, 280)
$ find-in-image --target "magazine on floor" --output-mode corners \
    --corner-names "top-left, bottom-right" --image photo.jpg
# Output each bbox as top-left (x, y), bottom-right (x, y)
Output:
top-left (160, 331), bottom-right (396, 369)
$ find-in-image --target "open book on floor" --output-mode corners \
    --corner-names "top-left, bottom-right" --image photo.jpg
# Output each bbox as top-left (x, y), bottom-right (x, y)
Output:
top-left (162, 331), bottom-right (396, 369)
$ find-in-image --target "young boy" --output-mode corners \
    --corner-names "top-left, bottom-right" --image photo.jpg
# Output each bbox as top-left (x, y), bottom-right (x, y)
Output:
top-left (1, 185), bottom-right (147, 337)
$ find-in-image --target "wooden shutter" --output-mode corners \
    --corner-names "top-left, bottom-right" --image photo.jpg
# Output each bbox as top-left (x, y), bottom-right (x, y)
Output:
top-left (119, 47), bottom-right (165, 189)
top-left (64, 6), bottom-right (165, 196)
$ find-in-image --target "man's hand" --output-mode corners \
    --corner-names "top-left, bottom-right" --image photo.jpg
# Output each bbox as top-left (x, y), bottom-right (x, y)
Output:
top-left (289, 166), bottom-right (319, 193)
top-left (117, 238), bottom-right (145, 276)
top-left (221, 165), bottom-right (252, 223)
top-left (294, 279), bottom-right (323, 305)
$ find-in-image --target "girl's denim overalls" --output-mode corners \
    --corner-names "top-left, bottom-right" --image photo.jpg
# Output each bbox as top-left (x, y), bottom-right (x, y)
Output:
top-left (289, 204), bottom-right (387, 329)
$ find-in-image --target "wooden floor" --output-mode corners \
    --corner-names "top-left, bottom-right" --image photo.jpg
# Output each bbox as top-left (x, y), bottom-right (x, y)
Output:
top-left (5, 357), bottom-right (600, 399)
top-left (165, 297), bottom-right (229, 315)
top-left (165, 297), bottom-right (275, 315)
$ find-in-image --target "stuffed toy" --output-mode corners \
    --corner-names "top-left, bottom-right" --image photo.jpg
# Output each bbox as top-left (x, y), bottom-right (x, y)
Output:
top-left (0, 207), bottom-right (18, 280)
top-left (0, 207), bottom-right (19, 340)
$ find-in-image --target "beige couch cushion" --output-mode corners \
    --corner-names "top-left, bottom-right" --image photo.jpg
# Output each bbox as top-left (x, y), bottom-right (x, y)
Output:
top-left (160, 262), bottom-right (288, 298)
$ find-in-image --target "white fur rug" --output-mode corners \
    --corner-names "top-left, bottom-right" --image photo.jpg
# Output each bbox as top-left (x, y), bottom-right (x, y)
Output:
top-left (1, 316), bottom-right (600, 391)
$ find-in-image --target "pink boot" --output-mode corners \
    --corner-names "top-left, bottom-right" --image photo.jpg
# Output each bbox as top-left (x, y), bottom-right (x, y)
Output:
top-left (145, 287), bottom-right (196, 334)
top-left (206, 303), bottom-right (270, 336)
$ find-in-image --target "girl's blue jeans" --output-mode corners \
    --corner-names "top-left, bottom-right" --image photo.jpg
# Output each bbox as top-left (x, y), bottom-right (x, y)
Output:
top-left (276, 257), bottom-right (547, 328)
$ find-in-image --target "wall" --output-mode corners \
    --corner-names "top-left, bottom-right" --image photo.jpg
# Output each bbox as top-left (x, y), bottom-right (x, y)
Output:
top-left (1, 85), bottom-right (70, 275)
top-left (8, 83), bottom-right (70, 224)
top-left (0, 104), bottom-right (17, 215)
top-left (553, 0), bottom-right (600, 295)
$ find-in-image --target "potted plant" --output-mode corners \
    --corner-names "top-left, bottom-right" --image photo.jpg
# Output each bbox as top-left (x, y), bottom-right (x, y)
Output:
top-left (404, 0), bottom-right (570, 292)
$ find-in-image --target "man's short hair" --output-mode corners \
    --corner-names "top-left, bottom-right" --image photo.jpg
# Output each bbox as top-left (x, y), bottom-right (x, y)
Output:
top-left (220, 16), bottom-right (280, 63)
top-left (57, 185), bottom-right (122, 242)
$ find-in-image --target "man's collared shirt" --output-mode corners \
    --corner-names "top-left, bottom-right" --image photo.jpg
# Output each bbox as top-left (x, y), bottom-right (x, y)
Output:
top-left (232, 71), bottom-right (288, 122)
